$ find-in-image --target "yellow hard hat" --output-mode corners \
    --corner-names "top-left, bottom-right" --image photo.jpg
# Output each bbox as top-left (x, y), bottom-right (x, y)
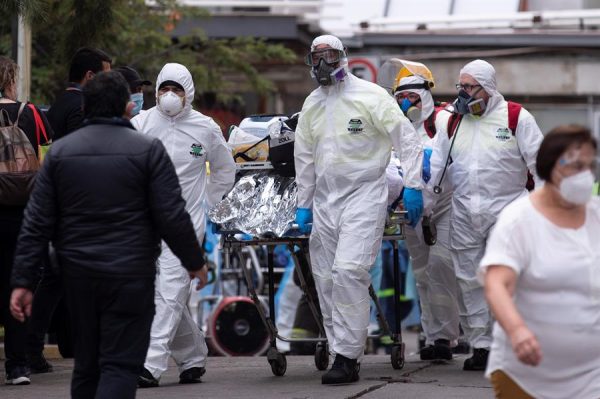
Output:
top-left (377, 58), bottom-right (435, 94)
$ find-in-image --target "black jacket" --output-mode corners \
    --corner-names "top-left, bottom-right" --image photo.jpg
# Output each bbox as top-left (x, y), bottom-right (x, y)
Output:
top-left (11, 118), bottom-right (204, 289)
top-left (46, 85), bottom-right (84, 140)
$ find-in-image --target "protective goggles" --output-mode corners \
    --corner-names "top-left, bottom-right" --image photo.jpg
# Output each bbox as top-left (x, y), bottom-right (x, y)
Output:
top-left (394, 91), bottom-right (421, 103)
top-left (304, 48), bottom-right (345, 67)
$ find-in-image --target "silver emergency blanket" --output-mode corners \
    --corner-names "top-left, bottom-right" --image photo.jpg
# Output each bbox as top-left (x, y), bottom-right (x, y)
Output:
top-left (208, 171), bottom-right (297, 237)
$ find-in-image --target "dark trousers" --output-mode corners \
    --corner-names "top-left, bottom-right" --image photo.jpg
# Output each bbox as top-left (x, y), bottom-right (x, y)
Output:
top-left (63, 275), bottom-right (155, 399)
top-left (27, 259), bottom-right (63, 357)
top-left (0, 219), bottom-right (28, 373)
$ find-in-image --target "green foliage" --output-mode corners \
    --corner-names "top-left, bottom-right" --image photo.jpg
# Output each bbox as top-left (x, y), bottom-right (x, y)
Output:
top-left (0, 0), bottom-right (296, 105)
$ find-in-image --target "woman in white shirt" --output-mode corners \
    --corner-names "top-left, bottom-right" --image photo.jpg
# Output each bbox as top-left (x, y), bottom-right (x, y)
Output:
top-left (479, 125), bottom-right (599, 399)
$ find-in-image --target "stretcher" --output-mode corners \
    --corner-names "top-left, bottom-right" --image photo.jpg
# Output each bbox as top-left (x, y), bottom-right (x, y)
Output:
top-left (217, 211), bottom-right (408, 377)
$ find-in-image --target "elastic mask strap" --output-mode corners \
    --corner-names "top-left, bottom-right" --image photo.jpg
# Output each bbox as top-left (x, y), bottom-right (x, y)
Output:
top-left (394, 83), bottom-right (430, 94)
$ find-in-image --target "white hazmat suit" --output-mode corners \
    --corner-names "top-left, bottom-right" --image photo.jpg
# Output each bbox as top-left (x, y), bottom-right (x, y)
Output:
top-left (429, 60), bottom-right (543, 349)
top-left (295, 58), bottom-right (423, 359)
top-left (396, 75), bottom-right (460, 347)
top-left (132, 63), bottom-right (236, 379)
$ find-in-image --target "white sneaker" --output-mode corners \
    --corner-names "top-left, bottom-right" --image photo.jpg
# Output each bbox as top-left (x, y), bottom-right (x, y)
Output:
top-left (6, 366), bottom-right (31, 385)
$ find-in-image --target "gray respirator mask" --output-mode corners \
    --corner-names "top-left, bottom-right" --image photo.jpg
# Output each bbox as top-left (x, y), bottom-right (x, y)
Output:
top-left (454, 88), bottom-right (487, 115)
top-left (311, 59), bottom-right (347, 87)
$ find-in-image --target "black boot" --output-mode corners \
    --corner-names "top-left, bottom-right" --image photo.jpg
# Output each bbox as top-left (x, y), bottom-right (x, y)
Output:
top-left (420, 339), bottom-right (452, 361)
top-left (453, 338), bottom-right (471, 354)
top-left (419, 345), bottom-right (435, 360)
top-left (433, 339), bottom-right (453, 361)
top-left (321, 354), bottom-right (359, 385)
top-left (179, 367), bottom-right (205, 384)
top-left (463, 348), bottom-right (489, 371)
top-left (138, 368), bottom-right (159, 388)
top-left (27, 353), bottom-right (54, 374)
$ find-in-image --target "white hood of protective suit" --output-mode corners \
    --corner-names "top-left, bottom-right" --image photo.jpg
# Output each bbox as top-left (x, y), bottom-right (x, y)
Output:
top-left (155, 63), bottom-right (195, 120)
top-left (131, 64), bottom-right (236, 256)
top-left (311, 34), bottom-right (344, 51)
top-left (396, 75), bottom-right (434, 126)
top-left (459, 59), bottom-right (505, 117)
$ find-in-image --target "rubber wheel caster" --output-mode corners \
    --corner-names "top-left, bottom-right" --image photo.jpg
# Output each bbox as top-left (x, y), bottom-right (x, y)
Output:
top-left (267, 348), bottom-right (287, 376)
top-left (391, 343), bottom-right (405, 370)
top-left (314, 342), bottom-right (329, 370)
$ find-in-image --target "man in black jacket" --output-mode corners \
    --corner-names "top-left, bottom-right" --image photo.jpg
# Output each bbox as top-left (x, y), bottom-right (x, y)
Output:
top-left (26, 47), bottom-right (112, 374)
top-left (47, 47), bottom-right (112, 140)
top-left (9, 71), bottom-right (207, 399)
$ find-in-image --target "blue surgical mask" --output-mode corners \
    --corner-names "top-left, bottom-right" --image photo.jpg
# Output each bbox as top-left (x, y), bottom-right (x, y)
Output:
top-left (130, 92), bottom-right (144, 116)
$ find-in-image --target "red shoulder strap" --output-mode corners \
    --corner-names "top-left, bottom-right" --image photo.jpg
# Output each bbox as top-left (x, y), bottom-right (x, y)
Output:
top-left (423, 112), bottom-right (437, 138)
top-left (447, 113), bottom-right (462, 139)
top-left (27, 104), bottom-right (49, 145)
top-left (507, 101), bottom-right (522, 135)
top-left (424, 105), bottom-right (451, 139)
top-left (506, 101), bottom-right (535, 190)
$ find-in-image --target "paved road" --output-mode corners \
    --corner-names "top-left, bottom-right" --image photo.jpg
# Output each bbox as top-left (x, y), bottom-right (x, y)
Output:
top-left (1, 352), bottom-right (493, 399)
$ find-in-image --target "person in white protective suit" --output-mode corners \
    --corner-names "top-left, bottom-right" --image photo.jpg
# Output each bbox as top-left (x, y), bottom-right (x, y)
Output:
top-left (132, 63), bottom-right (236, 387)
top-left (428, 59), bottom-right (543, 371)
top-left (394, 73), bottom-right (461, 361)
top-left (294, 35), bottom-right (424, 384)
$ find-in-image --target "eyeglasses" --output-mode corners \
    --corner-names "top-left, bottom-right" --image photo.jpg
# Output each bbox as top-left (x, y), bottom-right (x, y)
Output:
top-left (455, 83), bottom-right (482, 92)
top-left (558, 158), bottom-right (598, 173)
top-left (304, 49), bottom-right (344, 67)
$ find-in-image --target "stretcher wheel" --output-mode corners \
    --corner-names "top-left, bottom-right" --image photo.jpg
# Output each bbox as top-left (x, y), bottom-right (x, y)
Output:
top-left (391, 343), bottom-right (405, 370)
top-left (314, 342), bottom-right (329, 370)
top-left (267, 349), bottom-right (287, 376)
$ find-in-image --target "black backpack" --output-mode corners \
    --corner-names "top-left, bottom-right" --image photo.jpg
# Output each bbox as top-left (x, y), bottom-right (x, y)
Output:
top-left (268, 114), bottom-right (298, 177)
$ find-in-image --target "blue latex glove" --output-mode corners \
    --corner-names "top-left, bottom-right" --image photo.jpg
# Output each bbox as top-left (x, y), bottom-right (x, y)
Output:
top-left (403, 188), bottom-right (423, 228)
top-left (203, 239), bottom-right (214, 253)
top-left (295, 207), bottom-right (313, 234)
top-left (422, 148), bottom-right (432, 183)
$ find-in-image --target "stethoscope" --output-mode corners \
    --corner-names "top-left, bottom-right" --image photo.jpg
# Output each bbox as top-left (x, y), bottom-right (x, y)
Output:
top-left (433, 116), bottom-right (463, 195)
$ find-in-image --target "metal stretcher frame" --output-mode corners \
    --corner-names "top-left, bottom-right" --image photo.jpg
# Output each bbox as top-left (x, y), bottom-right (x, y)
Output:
top-left (218, 215), bottom-right (408, 377)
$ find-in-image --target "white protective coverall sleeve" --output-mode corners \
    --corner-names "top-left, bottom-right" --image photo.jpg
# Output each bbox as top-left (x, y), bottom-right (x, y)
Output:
top-left (205, 119), bottom-right (237, 208)
top-left (515, 109), bottom-right (544, 188)
top-left (372, 95), bottom-right (424, 189)
top-left (427, 121), bottom-right (452, 216)
top-left (294, 110), bottom-right (316, 209)
top-left (385, 156), bottom-right (404, 206)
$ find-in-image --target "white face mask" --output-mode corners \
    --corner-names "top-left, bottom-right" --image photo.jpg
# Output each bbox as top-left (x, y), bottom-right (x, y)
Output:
top-left (158, 91), bottom-right (184, 116)
top-left (558, 170), bottom-right (595, 205)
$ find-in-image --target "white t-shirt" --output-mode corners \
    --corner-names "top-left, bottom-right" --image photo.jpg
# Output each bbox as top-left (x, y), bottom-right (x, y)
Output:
top-left (479, 195), bottom-right (600, 399)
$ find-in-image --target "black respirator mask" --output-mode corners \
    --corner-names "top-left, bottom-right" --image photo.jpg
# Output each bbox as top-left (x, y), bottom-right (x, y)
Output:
top-left (453, 88), bottom-right (486, 115)
top-left (311, 59), bottom-right (347, 87)
top-left (306, 48), bottom-right (347, 87)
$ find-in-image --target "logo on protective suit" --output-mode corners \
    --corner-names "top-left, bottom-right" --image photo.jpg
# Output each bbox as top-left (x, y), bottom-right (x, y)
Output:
top-left (347, 118), bottom-right (364, 134)
top-left (495, 127), bottom-right (512, 142)
top-left (190, 143), bottom-right (205, 158)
